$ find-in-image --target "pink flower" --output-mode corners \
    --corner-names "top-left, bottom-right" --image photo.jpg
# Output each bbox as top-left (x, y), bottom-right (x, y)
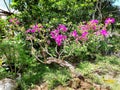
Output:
top-left (26, 29), bottom-right (31, 33)
top-left (81, 31), bottom-right (88, 37)
top-left (9, 18), bottom-right (19, 24)
top-left (89, 20), bottom-right (99, 24)
top-left (55, 35), bottom-right (67, 46)
top-left (88, 20), bottom-right (99, 30)
top-left (50, 24), bottom-right (68, 46)
top-left (79, 31), bottom-right (88, 41)
top-left (32, 24), bottom-right (42, 32)
top-left (70, 30), bottom-right (78, 38)
top-left (50, 29), bottom-right (60, 39)
top-left (100, 29), bottom-right (108, 36)
top-left (26, 24), bottom-right (43, 33)
top-left (80, 25), bottom-right (89, 31)
top-left (26, 29), bottom-right (36, 33)
top-left (57, 24), bottom-right (68, 32)
top-left (31, 29), bottom-right (36, 33)
top-left (92, 25), bottom-right (97, 30)
top-left (94, 31), bottom-right (100, 36)
top-left (32, 24), bottom-right (38, 29)
top-left (9, 19), bottom-right (13, 23)
top-left (105, 18), bottom-right (115, 25)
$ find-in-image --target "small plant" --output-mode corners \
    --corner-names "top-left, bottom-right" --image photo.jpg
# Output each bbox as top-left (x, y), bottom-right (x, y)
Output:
top-left (0, 17), bottom-right (34, 76)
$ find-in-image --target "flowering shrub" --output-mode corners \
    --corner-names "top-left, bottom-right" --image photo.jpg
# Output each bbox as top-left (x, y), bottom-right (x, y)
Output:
top-left (25, 17), bottom-right (115, 61)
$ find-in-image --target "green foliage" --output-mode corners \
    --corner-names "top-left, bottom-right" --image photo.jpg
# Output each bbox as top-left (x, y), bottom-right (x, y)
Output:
top-left (17, 64), bottom-right (70, 89)
top-left (43, 66), bottom-right (70, 89)
top-left (0, 19), bottom-right (7, 40)
top-left (11, 0), bottom-right (96, 26)
top-left (0, 35), bottom-right (34, 73)
top-left (0, 17), bottom-right (34, 75)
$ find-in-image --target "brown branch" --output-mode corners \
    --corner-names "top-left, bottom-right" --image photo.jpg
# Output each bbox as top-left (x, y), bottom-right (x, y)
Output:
top-left (92, 1), bottom-right (98, 19)
top-left (97, 0), bottom-right (103, 20)
top-left (45, 57), bottom-right (84, 80)
top-left (30, 39), bottom-right (45, 63)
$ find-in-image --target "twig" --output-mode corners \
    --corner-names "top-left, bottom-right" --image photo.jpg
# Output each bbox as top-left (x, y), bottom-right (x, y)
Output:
top-left (30, 39), bottom-right (44, 63)
top-left (55, 45), bottom-right (59, 56)
top-left (97, 0), bottom-right (103, 20)
top-left (44, 46), bottom-right (53, 58)
top-left (62, 43), bottom-right (75, 60)
top-left (92, 1), bottom-right (98, 19)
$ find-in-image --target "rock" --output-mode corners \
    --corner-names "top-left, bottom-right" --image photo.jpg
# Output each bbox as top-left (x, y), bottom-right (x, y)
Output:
top-left (0, 78), bottom-right (17, 90)
top-left (54, 85), bottom-right (73, 90)
top-left (80, 80), bottom-right (93, 89)
top-left (39, 82), bottom-right (48, 90)
top-left (68, 78), bottom-right (81, 89)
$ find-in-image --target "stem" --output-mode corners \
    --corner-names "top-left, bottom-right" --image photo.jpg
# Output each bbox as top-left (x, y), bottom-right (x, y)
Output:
top-left (97, 0), bottom-right (102, 20)
top-left (44, 46), bottom-right (53, 58)
top-left (30, 39), bottom-right (44, 63)
top-left (55, 45), bottom-right (59, 56)
top-left (62, 43), bottom-right (75, 60)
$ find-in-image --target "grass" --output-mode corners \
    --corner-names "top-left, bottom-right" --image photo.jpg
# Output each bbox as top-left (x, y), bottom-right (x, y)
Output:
top-left (18, 63), bottom-right (71, 90)
top-left (0, 55), bottom-right (120, 90)
top-left (76, 55), bottom-right (120, 90)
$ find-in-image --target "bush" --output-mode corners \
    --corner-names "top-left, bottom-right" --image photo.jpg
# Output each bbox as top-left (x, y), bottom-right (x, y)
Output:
top-left (0, 15), bottom-right (118, 89)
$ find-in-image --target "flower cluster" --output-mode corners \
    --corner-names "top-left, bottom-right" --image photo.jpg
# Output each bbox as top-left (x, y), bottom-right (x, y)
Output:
top-left (100, 29), bottom-right (108, 36)
top-left (9, 18), bottom-right (19, 24)
top-left (50, 24), bottom-right (67, 46)
top-left (57, 24), bottom-right (68, 32)
top-left (70, 30), bottom-right (78, 38)
top-left (70, 18), bottom-right (115, 42)
top-left (26, 24), bottom-right (43, 33)
top-left (105, 17), bottom-right (115, 25)
top-left (25, 17), bottom-right (115, 46)
top-left (70, 30), bottom-right (88, 42)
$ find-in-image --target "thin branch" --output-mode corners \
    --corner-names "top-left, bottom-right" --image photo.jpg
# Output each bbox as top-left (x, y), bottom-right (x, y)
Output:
top-left (44, 46), bottom-right (53, 58)
top-left (58, 49), bottom-right (64, 59)
top-left (92, 1), bottom-right (98, 19)
top-left (32, 52), bottom-right (45, 63)
top-left (55, 45), bottom-right (59, 56)
top-left (30, 39), bottom-right (44, 63)
top-left (101, 1), bottom-right (110, 10)
top-left (62, 44), bottom-right (75, 60)
top-left (96, 0), bottom-right (103, 20)
top-left (58, 40), bottom-right (67, 59)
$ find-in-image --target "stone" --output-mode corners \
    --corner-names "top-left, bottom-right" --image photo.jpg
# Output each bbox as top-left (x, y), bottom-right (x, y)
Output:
top-left (69, 78), bottom-right (81, 89)
top-left (0, 78), bottom-right (17, 90)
